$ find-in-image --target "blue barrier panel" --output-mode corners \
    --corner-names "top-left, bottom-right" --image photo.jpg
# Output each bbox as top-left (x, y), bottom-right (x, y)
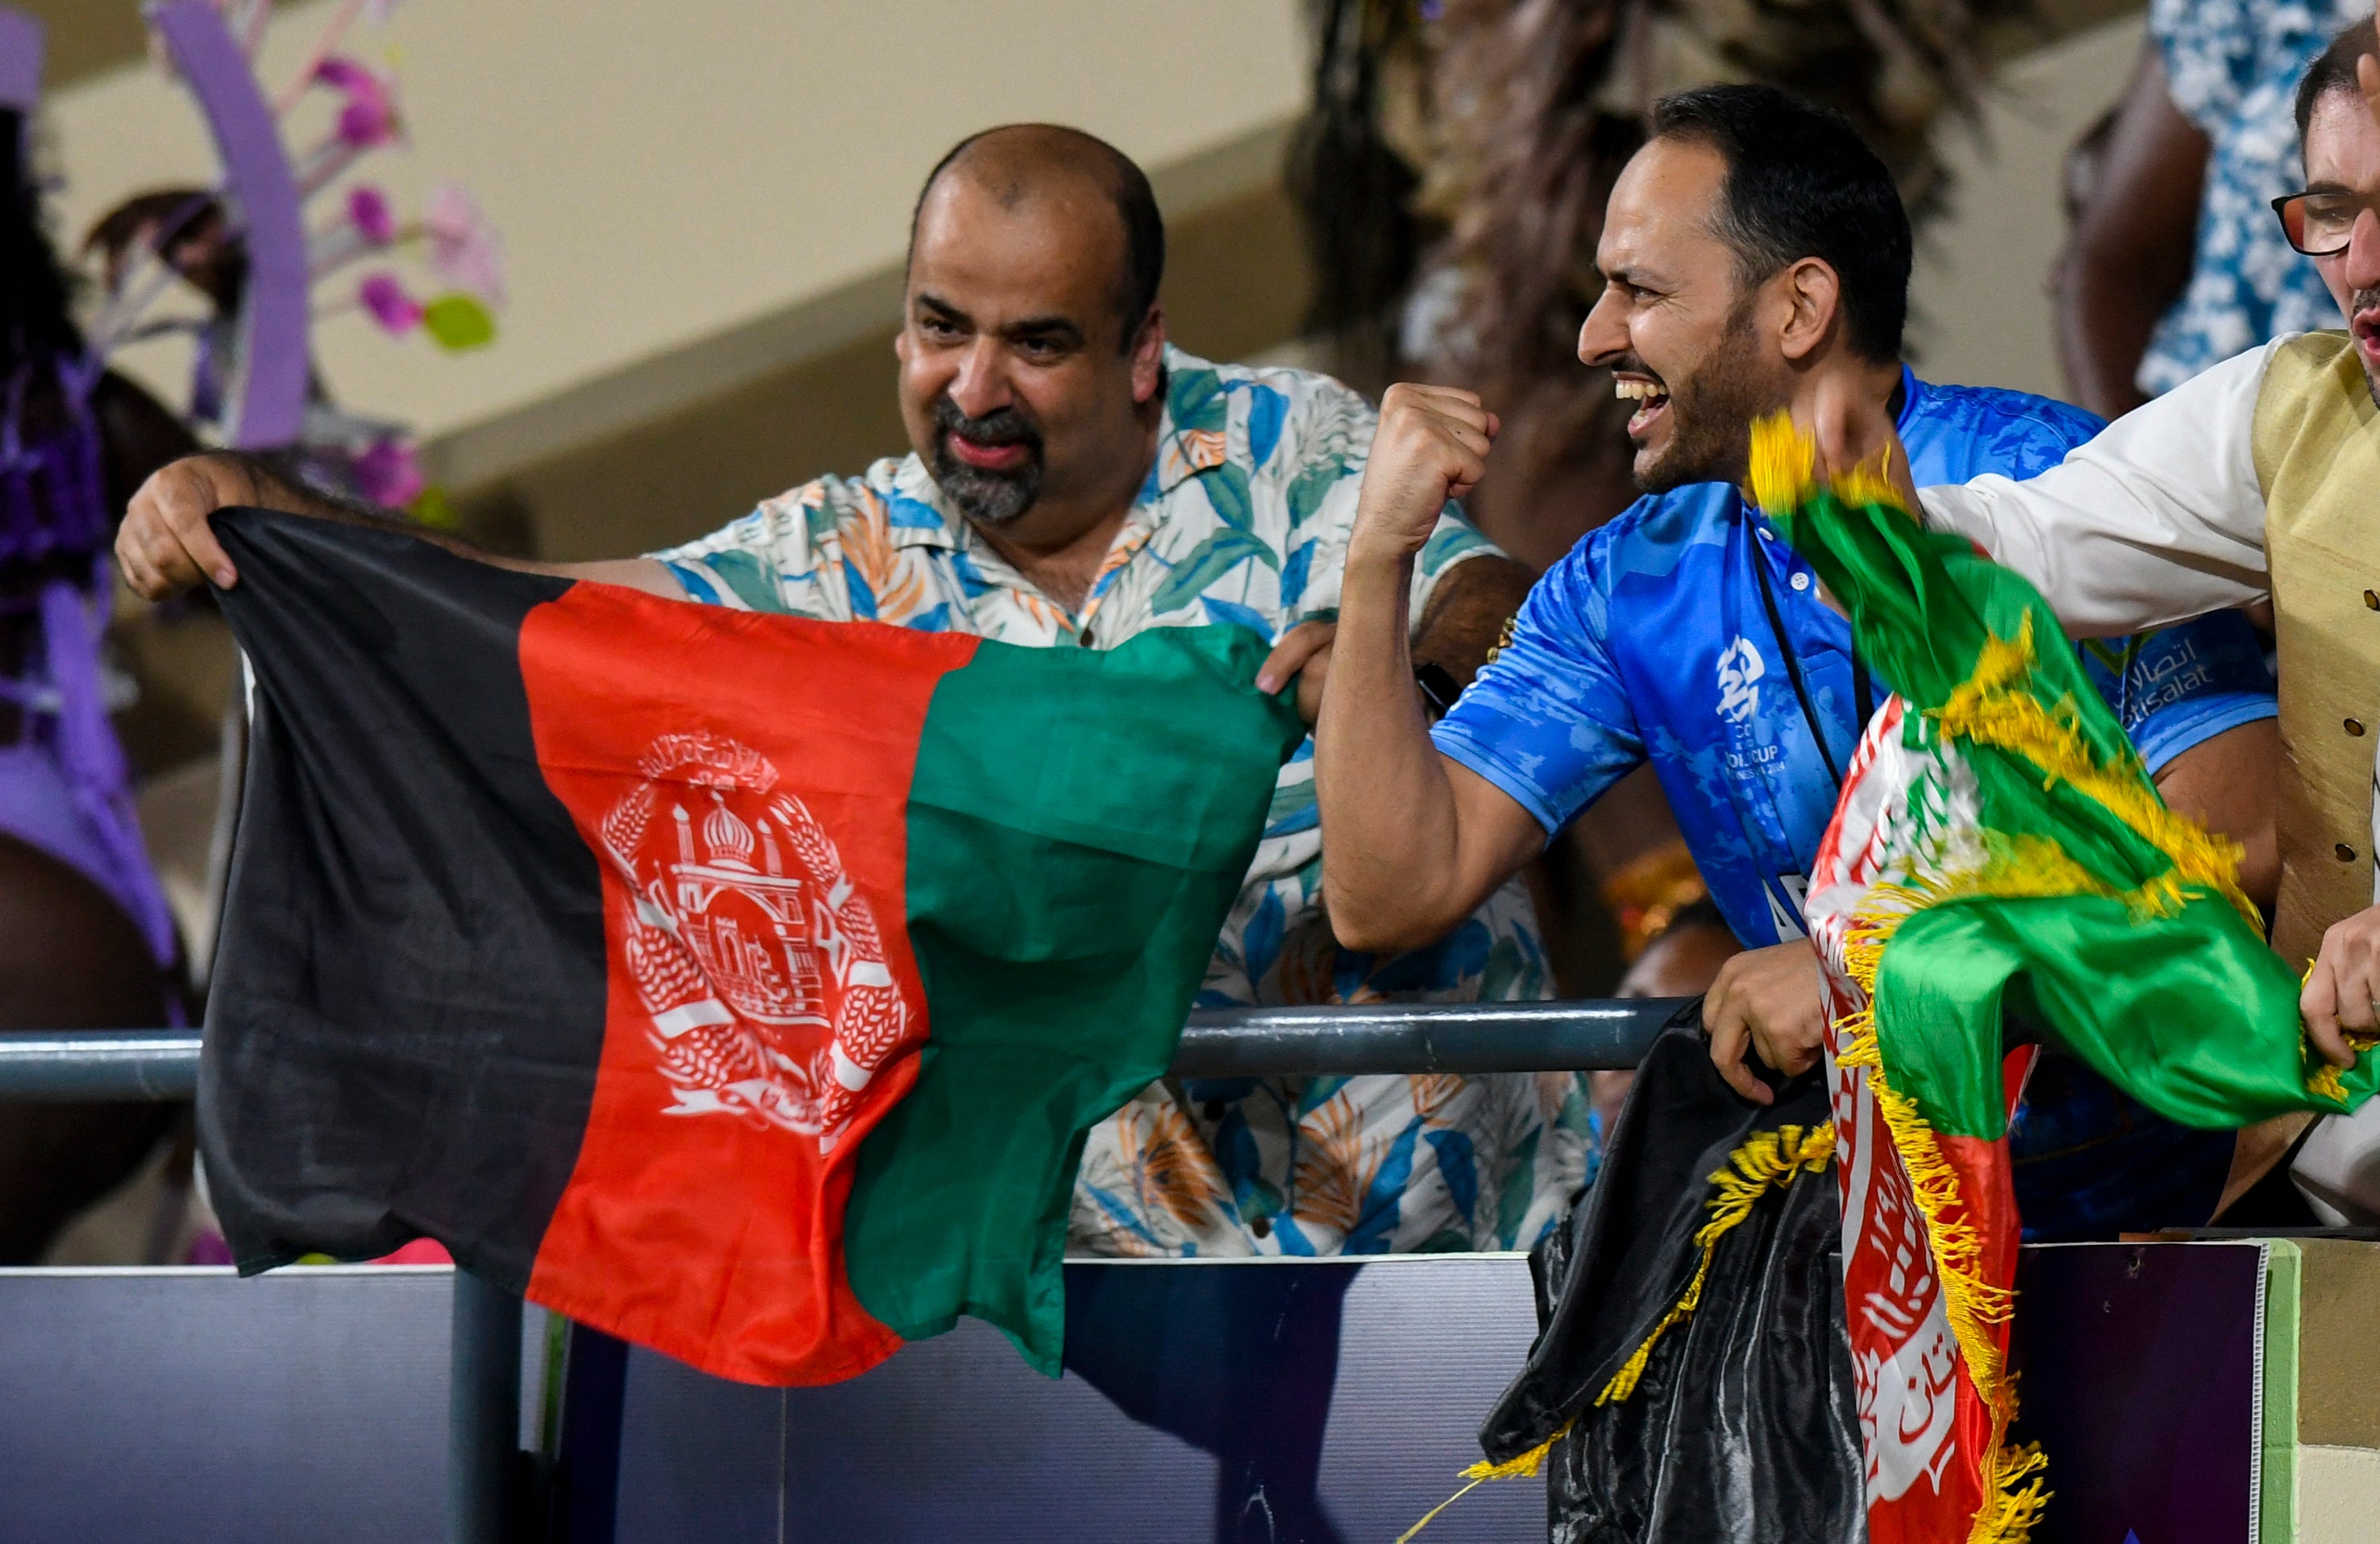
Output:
top-left (0, 1242), bottom-right (2272, 1543)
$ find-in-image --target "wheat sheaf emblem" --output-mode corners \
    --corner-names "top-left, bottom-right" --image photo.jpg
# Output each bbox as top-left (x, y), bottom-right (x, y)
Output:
top-left (597, 731), bottom-right (913, 1148)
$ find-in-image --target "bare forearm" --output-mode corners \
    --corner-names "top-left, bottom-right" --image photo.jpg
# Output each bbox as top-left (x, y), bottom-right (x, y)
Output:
top-left (226, 453), bottom-right (680, 596)
top-left (1318, 555), bottom-right (1505, 951)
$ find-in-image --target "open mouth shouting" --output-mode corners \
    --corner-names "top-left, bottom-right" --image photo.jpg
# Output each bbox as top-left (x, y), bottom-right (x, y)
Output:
top-left (2353, 293), bottom-right (2380, 373)
top-left (1616, 373), bottom-right (1671, 439)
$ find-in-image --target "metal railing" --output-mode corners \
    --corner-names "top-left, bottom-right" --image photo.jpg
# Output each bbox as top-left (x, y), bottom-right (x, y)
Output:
top-left (0, 999), bottom-right (1679, 1543)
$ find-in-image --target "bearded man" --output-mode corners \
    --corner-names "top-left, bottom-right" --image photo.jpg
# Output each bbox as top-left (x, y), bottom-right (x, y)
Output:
top-left (114, 123), bottom-right (1581, 1259)
top-left (1312, 83), bottom-right (2282, 1239)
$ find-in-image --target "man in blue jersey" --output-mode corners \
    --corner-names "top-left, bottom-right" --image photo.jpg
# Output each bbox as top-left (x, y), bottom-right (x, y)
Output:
top-left (1308, 83), bottom-right (2280, 1236)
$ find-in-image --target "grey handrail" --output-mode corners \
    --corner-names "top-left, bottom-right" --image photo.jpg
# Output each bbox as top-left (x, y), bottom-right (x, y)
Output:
top-left (0, 1031), bottom-right (206, 1101)
top-left (1175, 997), bottom-right (1681, 1076)
top-left (0, 1000), bottom-right (1684, 1104)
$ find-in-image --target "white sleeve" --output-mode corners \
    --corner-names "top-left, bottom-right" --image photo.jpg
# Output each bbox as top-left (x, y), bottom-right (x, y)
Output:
top-left (1916, 339), bottom-right (2282, 637)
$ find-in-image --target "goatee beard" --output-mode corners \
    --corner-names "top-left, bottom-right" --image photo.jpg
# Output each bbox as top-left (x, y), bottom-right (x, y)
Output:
top-left (930, 396), bottom-right (1044, 526)
top-left (1632, 302), bottom-right (1772, 495)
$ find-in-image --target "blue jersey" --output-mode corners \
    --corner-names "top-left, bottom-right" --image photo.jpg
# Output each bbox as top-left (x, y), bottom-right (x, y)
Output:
top-left (1433, 368), bottom-right (2276, 951)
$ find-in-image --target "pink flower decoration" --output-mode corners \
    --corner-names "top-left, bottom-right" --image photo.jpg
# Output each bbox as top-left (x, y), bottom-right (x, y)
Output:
top-left (358, 272), bottom-right (422, 335)
top-left (314, 57), bottom-right (399, 150)
top-left (422, 182), bottom-right (504, 306)
top-left (352, 436), bottom-right (426, 508)
top-left (347, 185), bottom-right (397, 245)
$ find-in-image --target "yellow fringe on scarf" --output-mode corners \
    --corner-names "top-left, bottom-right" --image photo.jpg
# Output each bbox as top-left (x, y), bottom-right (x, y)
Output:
top-left (1595, 1122), bottom-right (1838, 1405)
top-left (1746, 411), bottom-right (1908, 518)
top-left (1931, 615), bottom-right (2256, 930)
top-left (1835, 938), bottom-right (2047, 1544)
top-left (1395, 1123), bottom-right (1837, 1544)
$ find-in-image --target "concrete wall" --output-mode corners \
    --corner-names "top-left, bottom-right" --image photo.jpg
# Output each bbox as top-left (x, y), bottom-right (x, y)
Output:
top-left (40, 1), bottom-right (1313, 511)
top-left (1910, 14), bottom-right (2145, 397)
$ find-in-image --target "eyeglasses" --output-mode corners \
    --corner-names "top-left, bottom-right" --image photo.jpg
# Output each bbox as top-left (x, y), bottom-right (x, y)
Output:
top-left (2271, 189), bottom-right (2380, 256)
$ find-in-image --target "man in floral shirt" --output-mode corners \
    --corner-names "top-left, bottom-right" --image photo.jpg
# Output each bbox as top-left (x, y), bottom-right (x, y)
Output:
top-left (122, 125), bottom-right (1587, 1260)
top-left (653, 127), bottom-right (1587, 1258)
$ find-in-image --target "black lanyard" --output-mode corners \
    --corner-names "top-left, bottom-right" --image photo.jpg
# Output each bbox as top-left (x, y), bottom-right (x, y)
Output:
top-left (1750, 536), bottom-right (1873, 793)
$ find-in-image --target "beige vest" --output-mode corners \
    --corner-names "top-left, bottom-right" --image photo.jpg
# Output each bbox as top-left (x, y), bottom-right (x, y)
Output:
top-left (2252, 331), bottom-right (2380, 966)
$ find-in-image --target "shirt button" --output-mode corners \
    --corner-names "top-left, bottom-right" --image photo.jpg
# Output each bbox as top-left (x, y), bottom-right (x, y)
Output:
top-left (2351, 718), bottom-right (2368, 737)
top-left (1250, 1214), bottom-right (1271, 1239)
top-left (2339, 843), bottom-right (2360, 863)
top-left (1789, 572), bottom-right (1812, 592)
top-left (2365, 589), bottom-right (2378, 610)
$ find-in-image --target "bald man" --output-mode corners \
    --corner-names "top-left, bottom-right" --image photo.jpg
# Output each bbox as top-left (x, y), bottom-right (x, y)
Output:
top-left (115, 124), bottom-right (1575, 1260)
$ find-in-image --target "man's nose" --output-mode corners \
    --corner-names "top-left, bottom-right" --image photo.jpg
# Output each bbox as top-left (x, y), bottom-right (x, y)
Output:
top-left (1578, 293), bottom-right (1626, 367)
top-left (946, 339), bottom-right (1013, 420)
top-left (2346, 209), bottom-right (2380, 295)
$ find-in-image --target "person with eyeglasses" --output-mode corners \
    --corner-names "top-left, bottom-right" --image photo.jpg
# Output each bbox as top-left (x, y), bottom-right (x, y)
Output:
top-left (1801, 15), bottom-right (2380, 1215)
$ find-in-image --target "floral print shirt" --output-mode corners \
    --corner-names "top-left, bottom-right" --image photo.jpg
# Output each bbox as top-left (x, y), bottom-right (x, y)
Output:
top-left (2139, 0), bottom-right (2361, 394)
top-left (652, 347), bottom-right (1592, 1259)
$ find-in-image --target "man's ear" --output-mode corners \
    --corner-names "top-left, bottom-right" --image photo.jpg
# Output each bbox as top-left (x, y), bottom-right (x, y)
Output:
top-left (1130, 304), bottom-right (1167, 405)
top-left (1777, 257), bottom-right (1844, 364)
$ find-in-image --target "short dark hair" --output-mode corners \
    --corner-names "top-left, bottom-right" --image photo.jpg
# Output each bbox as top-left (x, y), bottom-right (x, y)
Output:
top-left (2295, 19), bottom-right (2379, 152)
top-left (910, 125), bottom-right (1165, 349)
top-left (1646, 84), bottom-right (1912, 362)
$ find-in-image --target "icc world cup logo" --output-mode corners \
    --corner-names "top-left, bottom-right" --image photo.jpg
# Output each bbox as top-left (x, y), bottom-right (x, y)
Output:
top-left (596, 731), bottom-right (912, 1148)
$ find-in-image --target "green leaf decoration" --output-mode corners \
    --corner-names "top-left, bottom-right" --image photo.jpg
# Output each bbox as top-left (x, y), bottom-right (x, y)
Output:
top-left (1149, 528), bottom-right (1276, 614)
top-left (422, 293), bottom-right (497, 352)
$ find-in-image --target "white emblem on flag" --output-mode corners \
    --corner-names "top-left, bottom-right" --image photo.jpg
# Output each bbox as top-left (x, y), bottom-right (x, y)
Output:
top-left (597, 731), bottom-right (913, 1150)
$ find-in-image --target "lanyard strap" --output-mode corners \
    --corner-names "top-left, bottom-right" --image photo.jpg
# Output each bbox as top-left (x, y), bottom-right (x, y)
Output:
top-left (1750, 537), bottom-right (1871, 793)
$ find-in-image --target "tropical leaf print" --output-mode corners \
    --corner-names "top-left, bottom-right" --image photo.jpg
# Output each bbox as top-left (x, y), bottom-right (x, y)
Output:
top-left (1119, 1099), bottom-right (1233, 1232)
top-left (1199, 461), bottom-right (1259, 531)
top-left (1283, 458), bottom-right (1346, 531)
top-left (1290, 1086), bottom-right (1386, 1240)
top-left (1168, 364), bottom-right (1229, 435)
top-left (1409, 1072), bottom-right (1465, 1126)
top-left (1241, 382), bottom-right (1288, 471)
top-left (1160, 429), bottom-right (1230, 489)
top-left (844, 489), bottom-right (931, 623)
top-left (701, 548), bottom-right (793, 614)
top-left (1150, 529), bottom-right (1276, 615)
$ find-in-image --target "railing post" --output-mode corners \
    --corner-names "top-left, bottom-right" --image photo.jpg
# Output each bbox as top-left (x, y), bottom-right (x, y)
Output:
top-left (449, 1269), bottom-right (522, 1544)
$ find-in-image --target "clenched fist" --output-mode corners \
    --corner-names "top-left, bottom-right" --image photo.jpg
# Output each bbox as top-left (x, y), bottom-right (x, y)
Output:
top-left (114, 452), bottom-right (265, 601)
top-left (1350, 384), bottom-right (1500, 571)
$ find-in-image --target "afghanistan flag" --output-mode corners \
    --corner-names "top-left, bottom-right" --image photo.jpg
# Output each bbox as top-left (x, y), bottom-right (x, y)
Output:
top-left (198, 508), bottom-right (1300, 1385)
top-left (1750, 417), bottom-right (2380, 1543)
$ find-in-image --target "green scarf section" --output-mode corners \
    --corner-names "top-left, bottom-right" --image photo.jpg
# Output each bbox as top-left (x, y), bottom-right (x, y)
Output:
top-left (1749, 415), bottom-right (2378, 1141)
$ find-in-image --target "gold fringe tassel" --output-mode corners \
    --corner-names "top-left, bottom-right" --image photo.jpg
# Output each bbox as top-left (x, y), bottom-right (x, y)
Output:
top-left (1393, 1124), bottom-right (1837, 1544)
top-left (1930, 615), bottom-right (2255, 930)
top-left (1745, 410), bottom-right (1912, 518)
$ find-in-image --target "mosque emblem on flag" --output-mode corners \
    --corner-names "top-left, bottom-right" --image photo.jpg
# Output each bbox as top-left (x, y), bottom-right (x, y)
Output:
top-left (597, 731), bottom-right (914, 1148)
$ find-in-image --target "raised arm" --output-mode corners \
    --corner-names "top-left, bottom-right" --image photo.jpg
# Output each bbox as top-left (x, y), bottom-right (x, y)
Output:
top-left (114, 451), bottom-right (683, 601)
top-left (1315, 385), bottom-right (1546, 954)
top-left (1804, 341), bottom-right (2275, 638)
top-left (1916, 342), bottom-right (2275, 635)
